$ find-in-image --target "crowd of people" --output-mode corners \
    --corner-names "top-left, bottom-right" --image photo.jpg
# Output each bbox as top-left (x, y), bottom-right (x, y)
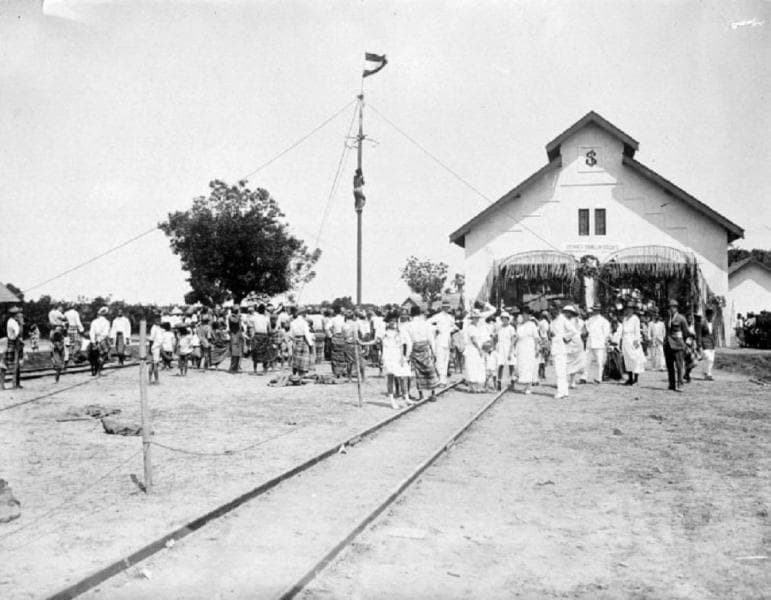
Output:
top-left (734, 311), bottom-right (770, 349)
top-left (1, 297), bottom-right (721, 398)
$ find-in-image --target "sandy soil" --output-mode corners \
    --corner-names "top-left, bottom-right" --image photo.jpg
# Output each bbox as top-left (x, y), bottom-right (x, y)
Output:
top-left (305, 368), bottom-right (770, 600)
top-left (0, 360), bottom-right (424, 599)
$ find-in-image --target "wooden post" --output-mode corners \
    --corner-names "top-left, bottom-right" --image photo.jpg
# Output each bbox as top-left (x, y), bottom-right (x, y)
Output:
top-left (353, 338), bottom-right (363, 408)
top-left (138, 319), bottom-right (152, 492)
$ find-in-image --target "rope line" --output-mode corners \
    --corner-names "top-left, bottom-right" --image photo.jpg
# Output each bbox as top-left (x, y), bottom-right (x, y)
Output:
top-left (0, 449), bottom-right (142, 546)
top-left (368, 103), bottom-right (618, 295)
top-left (19, 99), bottom-right (357, 295)
top-left (22, 227), bottom-right (159, 293)
top-left (149, 426), bottom-right (300, 457)
top-left (240, 99), bottom-right (358, 181)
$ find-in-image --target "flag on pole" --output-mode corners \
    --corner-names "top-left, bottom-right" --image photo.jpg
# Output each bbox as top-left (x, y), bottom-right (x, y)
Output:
top-left (363, 52), bottom-right (387, 78)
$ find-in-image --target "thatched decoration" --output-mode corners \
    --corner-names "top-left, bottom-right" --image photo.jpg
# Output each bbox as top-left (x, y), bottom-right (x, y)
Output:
top-left (601, 245), bottom-right (695, 279)
top-left (499, 250), bottom-right (579, 282)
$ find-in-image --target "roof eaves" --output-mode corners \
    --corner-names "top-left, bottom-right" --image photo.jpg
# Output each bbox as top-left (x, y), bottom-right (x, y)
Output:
top-left (545, 111), bottom-right (639, 161)
top-left (729, 257), bottom-right (771, 276)
top-left (622, 155), bottom-right (744, 243)
top-left (449, 157), bottom-right (562, 248)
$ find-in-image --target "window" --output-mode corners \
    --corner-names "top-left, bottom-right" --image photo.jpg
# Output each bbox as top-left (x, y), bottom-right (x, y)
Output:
top-left (595, 208), bottom-right (606, 235)
top-left (578, 209), bottom-right (589, 236)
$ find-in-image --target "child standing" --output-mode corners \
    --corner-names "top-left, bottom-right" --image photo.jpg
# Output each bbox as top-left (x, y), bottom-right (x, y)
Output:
top-left (483, 340), bottom-right (497, 392)
top-left (160, 322), bottom-right (176, 370)
top-left (190, 329), bottom-right (201, 369)
top-left (380, 313), bottom-right (408, 410)
top-left (177, 326), bottom-right (193, 376)
top-left (495, 312), bottom-right (517, 391)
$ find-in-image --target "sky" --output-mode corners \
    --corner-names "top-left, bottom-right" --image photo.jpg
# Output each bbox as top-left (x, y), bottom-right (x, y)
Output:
top-left (0, 0), bottom-right (769, 305)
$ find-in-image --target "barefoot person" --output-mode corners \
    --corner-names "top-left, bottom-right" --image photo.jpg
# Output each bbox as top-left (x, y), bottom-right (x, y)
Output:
top-left (289, 306), bottom-right (314, 377)
top-left (406, 305), bottom-right (439, 401)
top-left (2, 307), bottom-right (24, 390)
top-left (110, 308), bottom-right (131, 365)
top-left (88, 307), bottom-right (111, 376)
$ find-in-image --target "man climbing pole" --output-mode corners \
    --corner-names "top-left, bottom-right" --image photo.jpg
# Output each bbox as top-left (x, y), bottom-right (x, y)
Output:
top-left (353, 167), bottom-right (365, 211)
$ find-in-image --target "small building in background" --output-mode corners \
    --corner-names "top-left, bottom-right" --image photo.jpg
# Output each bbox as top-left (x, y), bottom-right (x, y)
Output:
top-left (727, 257), bottom-right (771, 321)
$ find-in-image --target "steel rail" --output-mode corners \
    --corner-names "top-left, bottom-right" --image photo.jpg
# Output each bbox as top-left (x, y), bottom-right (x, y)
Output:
top-left (276, 387), bottom-right (507, 600)
top-left (45, 380), bottom-right (463, 600)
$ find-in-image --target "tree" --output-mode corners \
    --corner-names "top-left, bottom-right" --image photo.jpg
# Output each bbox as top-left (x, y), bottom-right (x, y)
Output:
top-left (159, 179), bottom-right (321, 304)
top-left (331, 296), bottom-right (355, 313)
top-left (729, 247), bottom-right (771, 268)
top-left (401, 256), bottom-right (449, 308)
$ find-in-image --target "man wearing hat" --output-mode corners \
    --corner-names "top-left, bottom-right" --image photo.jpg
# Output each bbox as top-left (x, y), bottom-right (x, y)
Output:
top-left (664, 299), bottom-right (689, 392)
top-left (463, 308), bottom-right (487, 393)
top-left (549, 304), bottom-right (580, 399)
top-left (89, 306), bottom-right (112, 376)
top-left (2, 306), bottom-right (24, 390)
top-left (583, 305), bottom-right (610, 384)
top-left (495, 310), bottom-right (516, 390)
top-left (429, 300), bottom-right (456, 386)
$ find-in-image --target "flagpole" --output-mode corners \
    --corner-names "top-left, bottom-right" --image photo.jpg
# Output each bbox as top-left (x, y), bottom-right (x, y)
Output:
top-left (355, 92), bottom-right (364, 306)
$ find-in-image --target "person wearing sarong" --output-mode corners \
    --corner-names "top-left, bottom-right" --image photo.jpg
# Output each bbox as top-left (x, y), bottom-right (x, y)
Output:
top-left (51, 325), bottom-right (66, 383)
top-left (227, 308), bottom-right (244, 373)
top-left (700, 308), bottom-right (717, 381)
top-left (515, 306), bottom-right (539, 394)
top-left (196, 317), bottom-right (212, 369)
top-left (2, 307), bottom-right (24, 390)
top-left (89, 306), bottom-right (111, 376)
top-left (249, 304), bottom-right (274, 374)
top-left (342, 311), bottom-right (361, 382)
top-left (290, 307), bottom-right (314, 376)
top-left (110, 309), bottom-right (131, 365)
top-left (621, 303), bottom-right (645, 386)
top-left (64, 303), bottom-right (84, 365)
top-left (307, 308), bottom-right (325, 365)
top-left (406, 305), bottom-right (439, 400)
top-left (550, 305), bottom-right (579, 399)
top-left (536, 311), bottom-right (551, 382)
top-left (208, 321), bottom-right (230, 368)
top-left (328, 307), bottom-right (348, 378)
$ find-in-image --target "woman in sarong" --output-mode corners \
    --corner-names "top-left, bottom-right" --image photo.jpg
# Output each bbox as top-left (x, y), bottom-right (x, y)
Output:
top-left (227, 310), bottom-right (244, 373)
top-left (605, 317), bottom-right (625, 381)
top-left (208, 322), bottom-right (230, 368)
top-left (289, 307), bottom-right (314, 376)
top-left (51, 326), bottom-right (66, 383)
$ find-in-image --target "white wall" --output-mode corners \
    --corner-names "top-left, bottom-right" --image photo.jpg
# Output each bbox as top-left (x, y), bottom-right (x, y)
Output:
top-left (463, 123), bottom-right (730, 303)
top-left (728, 264), bottom-right (771, 316)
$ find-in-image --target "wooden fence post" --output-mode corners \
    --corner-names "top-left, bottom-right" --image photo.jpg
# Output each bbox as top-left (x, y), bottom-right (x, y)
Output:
top-left (139, 319), bottom-right (152, 492)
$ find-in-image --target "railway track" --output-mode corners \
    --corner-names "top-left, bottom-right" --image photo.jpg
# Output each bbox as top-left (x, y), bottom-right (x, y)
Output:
top-left (45, 382), bottom-right (505, 600)
top-left (0, 362), bottom-right (138, 413)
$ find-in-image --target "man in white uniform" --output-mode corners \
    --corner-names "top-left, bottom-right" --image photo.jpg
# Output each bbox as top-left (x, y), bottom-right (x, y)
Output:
top-left (429, 301), bottom-right (456, 386)
top-left (582, 305), bottom-right (610, 383)
top-left (550, 304), bottom-right (579, 399)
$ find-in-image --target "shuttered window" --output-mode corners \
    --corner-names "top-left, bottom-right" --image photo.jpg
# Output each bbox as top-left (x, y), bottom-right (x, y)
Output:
top-left (595, 208), bottom-right (606, 235)
top-left (578, 209), bottom-right (590, 236)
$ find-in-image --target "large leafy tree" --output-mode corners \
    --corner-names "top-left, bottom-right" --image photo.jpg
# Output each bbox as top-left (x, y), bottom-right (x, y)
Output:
top-left (160, 180), bottom-right (320, 305)
top-left (401, 256), bottom-right (449, 308)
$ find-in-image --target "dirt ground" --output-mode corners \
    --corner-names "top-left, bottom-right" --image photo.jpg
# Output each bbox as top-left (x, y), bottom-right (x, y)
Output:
top-left (305, 367), bottom-right (770, 600)
top-left (0, 360), bottom-right (417, 599)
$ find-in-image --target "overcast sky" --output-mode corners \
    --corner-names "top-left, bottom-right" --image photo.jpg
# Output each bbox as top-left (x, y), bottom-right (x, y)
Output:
top-left (1, 0), bottom-right (769, 305)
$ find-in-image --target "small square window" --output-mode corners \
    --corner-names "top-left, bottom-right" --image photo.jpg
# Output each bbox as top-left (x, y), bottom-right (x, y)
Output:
top-left (578, 209), bottom-right (589, 236)
top-left (595, 209), bottom-right (606, 235)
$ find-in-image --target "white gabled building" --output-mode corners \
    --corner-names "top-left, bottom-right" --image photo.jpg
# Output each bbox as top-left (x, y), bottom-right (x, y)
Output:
top-left (449, 111), bottom-right (744, 330)
top-left (728, 258), bottom-right (771, 317)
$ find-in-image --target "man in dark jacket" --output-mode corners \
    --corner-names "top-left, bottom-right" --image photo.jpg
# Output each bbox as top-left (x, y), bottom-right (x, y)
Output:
top-left (699, 308), bottom-right (717, 380)
top-left (664, 299), bottom-right (689, 392)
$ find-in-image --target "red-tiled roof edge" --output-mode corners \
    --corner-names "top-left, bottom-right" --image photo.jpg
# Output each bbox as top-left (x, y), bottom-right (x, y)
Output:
top-left (448, 157), bottom-right (562, 248)
top-left (622, 155), bottom-right (744, 243)
top-left (545, 110), bottom-right (639, 161)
